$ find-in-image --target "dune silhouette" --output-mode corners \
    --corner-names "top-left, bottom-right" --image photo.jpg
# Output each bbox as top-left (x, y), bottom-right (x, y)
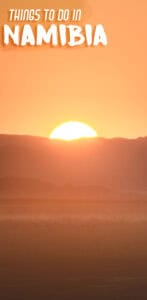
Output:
top-left (0, 134), bottom-right (147, 199)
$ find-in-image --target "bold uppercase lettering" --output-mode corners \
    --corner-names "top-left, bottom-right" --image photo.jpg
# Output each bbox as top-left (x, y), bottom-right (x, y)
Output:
top-left (21, 25), bottom-right (35, 46)
top-left (93, 24), bottom-right (108, 46)
top-left (4, 25), bottom-right (19, 45)
top-left (68, 25), bottom-right (85, 47)
top-left (59, 25), bottom-right (67, 46)
top-left (85, 24), bottom-right (93, 46)
top-left (37, 24), bottom-right (58, 46)
top-left (3, 23), bottom-right (108, 47)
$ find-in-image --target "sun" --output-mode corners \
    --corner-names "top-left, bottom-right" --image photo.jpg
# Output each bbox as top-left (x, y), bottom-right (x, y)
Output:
top-left (49, 121), bottom-right (97, 141)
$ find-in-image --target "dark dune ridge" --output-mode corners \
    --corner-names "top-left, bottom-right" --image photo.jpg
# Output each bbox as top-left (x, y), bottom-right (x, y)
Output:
top-left (0, 134), bottom-right (147, 198)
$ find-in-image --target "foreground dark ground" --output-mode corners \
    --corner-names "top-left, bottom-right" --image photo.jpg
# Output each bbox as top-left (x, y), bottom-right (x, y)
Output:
top-left (0, 200), bottom-right (147, 300)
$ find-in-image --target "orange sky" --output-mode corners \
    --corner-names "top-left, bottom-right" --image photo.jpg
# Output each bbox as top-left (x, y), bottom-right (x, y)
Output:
top-left (0, 0), bottom-right (147, 138)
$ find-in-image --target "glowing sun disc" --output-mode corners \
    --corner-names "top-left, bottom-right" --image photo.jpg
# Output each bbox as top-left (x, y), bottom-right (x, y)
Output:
top-left (49, 121), bottom-right (97, 141)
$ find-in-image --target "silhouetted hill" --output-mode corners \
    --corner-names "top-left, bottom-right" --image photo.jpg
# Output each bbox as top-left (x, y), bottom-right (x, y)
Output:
top-left (0, 134), bottom-right (147, 198)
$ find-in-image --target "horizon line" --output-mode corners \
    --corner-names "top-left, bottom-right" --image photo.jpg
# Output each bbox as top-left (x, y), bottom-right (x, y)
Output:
top-left (0, 133), bottom-right (147, 141)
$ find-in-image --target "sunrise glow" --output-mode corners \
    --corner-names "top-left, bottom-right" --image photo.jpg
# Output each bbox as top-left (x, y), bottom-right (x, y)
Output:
top-left (49, 121), bottom-right (97, 141)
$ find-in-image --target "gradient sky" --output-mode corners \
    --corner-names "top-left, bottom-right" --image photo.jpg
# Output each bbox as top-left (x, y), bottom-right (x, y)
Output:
top-left (0, 0), bottom-right (147, 138)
